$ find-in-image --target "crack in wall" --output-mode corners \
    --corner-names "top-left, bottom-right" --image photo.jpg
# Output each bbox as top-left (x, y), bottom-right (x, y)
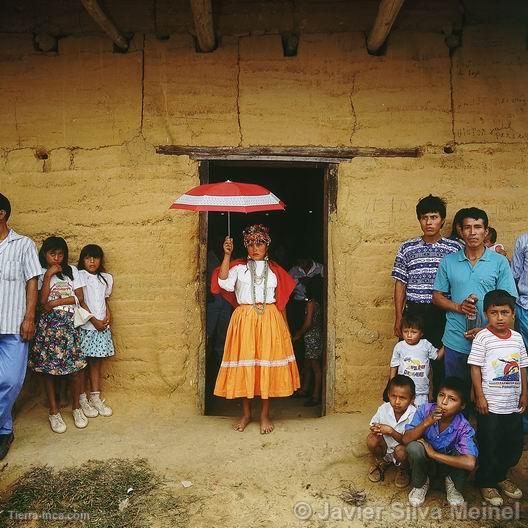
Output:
top-left (348, 76), bottom-right (358, 145)
top-left (236, 38), bottom-right (243, 146)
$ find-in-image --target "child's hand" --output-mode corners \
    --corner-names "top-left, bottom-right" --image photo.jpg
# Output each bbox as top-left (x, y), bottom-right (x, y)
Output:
top-left (46, 264), bottom-right (62, 277)
top-left (475, 394), bottom-right (489, 415)
top-left (463, 327), bottom-right (482, 340)
top-left (92, 318), bottom-right (107, 332)
top-left (377, 424), bottom-right (394, 436)
top-left (42, 301), bottom-right (55, 313)
top-left (417, 439), bottom-right (435, 458)
top-left (519, 393), bottom-right (528, 414)
top-left (369, 423), bottom-right (382, 436)
top-left (223, 236), bottom-right (233, 256)
top-left (425, 405), bottom-right (443, 426)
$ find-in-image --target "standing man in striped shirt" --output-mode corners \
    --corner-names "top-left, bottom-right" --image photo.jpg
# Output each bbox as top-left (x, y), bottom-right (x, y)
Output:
top-left (0, 193), bottom-right (41, 458)
top-left (392, 195), bottom-right (461, 394)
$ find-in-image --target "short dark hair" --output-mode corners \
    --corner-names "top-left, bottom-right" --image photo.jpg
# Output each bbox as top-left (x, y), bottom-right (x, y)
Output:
top-left (0, 193), bottom-right (11, 220)
top-left (449, 208), bottom-right (468, 239)
top-left (487, 227), bottom-right (497, 244)
top-left (401, 313), bottom-right (424, 332)
top-left (460, 207), bottom-right (488, 229)
top-left (438, 376), bottom-right (469, 405)
top-left (416, 194), bottom-right (447, 220)
top-left (387, 374), bottom-right (416, 398)
top-left (483, 289), bottom-right (516, 312)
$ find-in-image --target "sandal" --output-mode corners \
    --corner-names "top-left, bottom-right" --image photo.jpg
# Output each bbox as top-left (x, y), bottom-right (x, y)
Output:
top-left (368, 460), bottom-right (391, 483)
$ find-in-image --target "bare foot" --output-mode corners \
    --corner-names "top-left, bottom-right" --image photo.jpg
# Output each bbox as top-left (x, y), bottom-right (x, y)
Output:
top-left (233, 415), bottom-right (251, 432)
top-left (260, 416), bottom-right (274, 434)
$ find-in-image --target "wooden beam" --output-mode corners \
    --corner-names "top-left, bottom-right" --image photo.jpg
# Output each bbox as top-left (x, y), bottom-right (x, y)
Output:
top-left (81, 0), bottom-right (128, 50)
top-left (367, 0), bottom-right (405, 54)
top-left (155, 145), bottom-right (421, 160)
top-left (190, 0), bottom-right (216, 52)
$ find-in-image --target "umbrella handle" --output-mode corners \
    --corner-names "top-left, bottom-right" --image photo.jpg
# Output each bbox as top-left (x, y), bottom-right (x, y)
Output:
top-left (227, 211), bottom-right (230, 238)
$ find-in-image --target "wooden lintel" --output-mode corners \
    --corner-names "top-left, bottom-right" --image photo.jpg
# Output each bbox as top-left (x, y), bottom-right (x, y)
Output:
top-left (155, 145), bottom-right (422, 160)
top-left (367, 0), bottom-right (406, 54)
top-left (81, 0), bottom-right (128, 50)
top-left (190, 0), bottom-right (216, 52)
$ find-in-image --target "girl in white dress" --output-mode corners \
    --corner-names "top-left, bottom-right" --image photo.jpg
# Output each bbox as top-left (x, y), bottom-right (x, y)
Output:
top-left (77, 244), bottom-right (114, 417)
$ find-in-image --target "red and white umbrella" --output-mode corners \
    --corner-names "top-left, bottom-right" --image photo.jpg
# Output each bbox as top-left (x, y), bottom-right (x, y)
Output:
top-left (170, 180), bottom-right (285, 236)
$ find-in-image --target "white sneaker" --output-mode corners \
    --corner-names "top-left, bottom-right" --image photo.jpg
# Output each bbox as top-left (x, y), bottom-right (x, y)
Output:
top-left (408, 477), bottom-right (429, 507)
top-left (72, 408), bottom-right (88, 429)
top-left (48, 413), bottom-right (66, 434)
top-left (79, 393), bottom-right (98, 418)
top-left (89, 395), bottom-right (113, 417)
top-left (445, 476), bottom-right (465, 506)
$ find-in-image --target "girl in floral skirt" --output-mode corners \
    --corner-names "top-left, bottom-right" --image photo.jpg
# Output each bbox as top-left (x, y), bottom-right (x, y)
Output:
top-left (30, 237), bottom-right (88, 433)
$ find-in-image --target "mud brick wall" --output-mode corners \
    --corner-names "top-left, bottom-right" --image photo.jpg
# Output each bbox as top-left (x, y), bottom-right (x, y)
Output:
top-left (0, 0), bottom-right (527, 411)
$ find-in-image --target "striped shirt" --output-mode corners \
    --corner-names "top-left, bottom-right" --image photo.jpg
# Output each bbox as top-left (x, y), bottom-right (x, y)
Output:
top-left (0, 229), bottom-right (42, 334)
top-left (392, 237), bottom-right (461, 303)
top-left (468, 327), bottom-right (528, 414)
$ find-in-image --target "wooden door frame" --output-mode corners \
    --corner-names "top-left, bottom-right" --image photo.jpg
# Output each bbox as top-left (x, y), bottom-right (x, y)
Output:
top-left (196, 159), bottom-right (337, 416)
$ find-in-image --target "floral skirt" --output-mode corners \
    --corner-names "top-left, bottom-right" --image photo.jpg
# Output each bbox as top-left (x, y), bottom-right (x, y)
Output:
top-left (214, 304), bottom-right (300, 399)
top-left (29, 310), bottom-right (86, 376)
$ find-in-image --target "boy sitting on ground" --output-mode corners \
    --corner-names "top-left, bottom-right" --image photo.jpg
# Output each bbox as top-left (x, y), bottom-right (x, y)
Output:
top-left (468, 289), bottom-right (527, 506)
top-left (367, 375), bottom-right (416, 488)
top-left (403, 377), bottom-right (477, 507)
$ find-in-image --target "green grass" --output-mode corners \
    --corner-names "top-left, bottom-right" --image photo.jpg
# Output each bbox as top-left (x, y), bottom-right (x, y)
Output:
top-left (0, 458), bottom-right (185, 528)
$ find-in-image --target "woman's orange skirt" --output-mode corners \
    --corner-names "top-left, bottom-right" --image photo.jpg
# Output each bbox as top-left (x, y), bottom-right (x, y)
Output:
top-left (214, 304), bottom-right (300, 399)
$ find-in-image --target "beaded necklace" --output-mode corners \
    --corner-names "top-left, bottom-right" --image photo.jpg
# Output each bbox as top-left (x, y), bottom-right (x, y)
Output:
top-left (248, 257), bottom-right (269, 315)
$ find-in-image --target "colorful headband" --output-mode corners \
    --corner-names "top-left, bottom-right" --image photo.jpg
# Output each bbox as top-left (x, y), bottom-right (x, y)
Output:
top-left (243, 224), bottom-right (271, 247)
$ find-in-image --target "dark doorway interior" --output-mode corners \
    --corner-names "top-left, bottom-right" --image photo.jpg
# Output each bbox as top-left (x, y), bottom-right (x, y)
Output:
top-left (204, 161), bottom-right (326, 419)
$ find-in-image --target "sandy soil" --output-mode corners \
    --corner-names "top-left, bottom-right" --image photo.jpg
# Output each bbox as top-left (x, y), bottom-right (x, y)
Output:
top-left (1, 396), bottom-right (527, 528)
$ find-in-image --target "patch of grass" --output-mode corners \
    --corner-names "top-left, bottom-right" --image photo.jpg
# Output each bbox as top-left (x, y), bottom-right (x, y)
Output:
top-left (0, 458), bottom-right (186, 528)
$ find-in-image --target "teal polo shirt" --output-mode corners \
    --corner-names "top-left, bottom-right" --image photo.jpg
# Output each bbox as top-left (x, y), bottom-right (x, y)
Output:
top-left (433, 248), bottom-right (517, 354)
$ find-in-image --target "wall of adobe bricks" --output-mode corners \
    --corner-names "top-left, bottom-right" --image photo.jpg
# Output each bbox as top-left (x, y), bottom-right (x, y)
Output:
top-left (1, 1), bottom-right (527, 410)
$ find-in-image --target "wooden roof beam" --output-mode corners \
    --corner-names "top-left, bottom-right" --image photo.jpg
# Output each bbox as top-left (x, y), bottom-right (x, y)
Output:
top-left (81, 0), bottom-right (128, 50)
top-left (367, 0), bottom-right (405, 54)
top-left (190, 0), bottom-right (216, 52)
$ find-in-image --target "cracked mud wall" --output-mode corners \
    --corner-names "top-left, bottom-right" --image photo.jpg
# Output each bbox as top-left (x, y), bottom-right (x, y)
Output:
top-left (1, 1), bottom-right (528, 410)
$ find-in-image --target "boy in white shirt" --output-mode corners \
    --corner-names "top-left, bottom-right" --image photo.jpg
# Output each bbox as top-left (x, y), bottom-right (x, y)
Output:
top-left (367, 375), bottom-right (416, 488)
top-left (389, 314), bottom-right (444, 407)
top-left (468, 289), bottom-right (528, 506)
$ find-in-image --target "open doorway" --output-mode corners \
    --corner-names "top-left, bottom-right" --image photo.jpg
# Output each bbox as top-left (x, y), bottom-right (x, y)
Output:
top-left (203, 161), bottom-right (328, 419)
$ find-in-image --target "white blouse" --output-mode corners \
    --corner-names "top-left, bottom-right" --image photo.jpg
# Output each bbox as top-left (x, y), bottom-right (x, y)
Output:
top-left (38, 265), bottom-right (85, 313)
top-left (79, 271), bottom-right (113, 331)
top-left (218, 262), bottom-right (277, 304)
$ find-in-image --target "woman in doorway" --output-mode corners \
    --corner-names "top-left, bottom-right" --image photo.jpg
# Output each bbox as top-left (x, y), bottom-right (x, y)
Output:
top-left (211, 224), bottom-right (300, 434)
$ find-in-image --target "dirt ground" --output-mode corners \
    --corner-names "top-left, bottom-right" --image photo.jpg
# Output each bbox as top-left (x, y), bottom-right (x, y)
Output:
top-left (1, 395), bottom-right (527, 528)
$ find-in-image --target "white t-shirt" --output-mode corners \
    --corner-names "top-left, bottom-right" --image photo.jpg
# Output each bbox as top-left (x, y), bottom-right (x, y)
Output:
top-left (79, 270), bottom-right (113, 331)
top-left (38, 265), bottom-right (85, 313)
top-left (218, 262), bottom-right (277, 304)
top-left (370, 401), bottom-right (416, 454)
top-left (468, 327), bottom-right (528, 414)
top-left (390, 339), bottom-right (438, 396)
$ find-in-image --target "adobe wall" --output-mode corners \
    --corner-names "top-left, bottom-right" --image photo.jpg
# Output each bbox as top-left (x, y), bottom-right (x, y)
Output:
top-left (1, 1), bottom-right (527, 410)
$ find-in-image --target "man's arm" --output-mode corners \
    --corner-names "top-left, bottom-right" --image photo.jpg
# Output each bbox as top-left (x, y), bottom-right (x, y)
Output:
top-left (393, 280), bottom-right (406, 338)
top-left (20, 277), bottom-right (37, 341)
top-left (432, 291), bottom-right (476, 316)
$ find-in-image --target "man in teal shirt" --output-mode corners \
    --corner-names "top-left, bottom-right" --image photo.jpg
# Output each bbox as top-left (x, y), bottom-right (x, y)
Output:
top-left (432, 208), bottom-right (517, 379)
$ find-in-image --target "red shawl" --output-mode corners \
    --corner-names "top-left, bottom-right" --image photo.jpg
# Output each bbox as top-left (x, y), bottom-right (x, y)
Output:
top-left (211, 259), bottom-right (296, 311)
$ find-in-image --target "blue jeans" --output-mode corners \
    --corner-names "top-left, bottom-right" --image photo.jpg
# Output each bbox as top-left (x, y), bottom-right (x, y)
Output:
top-left (515, 306), bottom-right (528, 433)
top-left (444, 346), bottom-right (470, 380)
top-left (0, 335), bottom-right (29, 434)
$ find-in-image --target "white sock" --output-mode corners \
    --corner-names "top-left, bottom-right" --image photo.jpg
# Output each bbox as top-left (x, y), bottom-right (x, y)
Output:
top-left (80, 392), bottom-right (88, 402)
top-left (90, 391), bottom-right (101, 400)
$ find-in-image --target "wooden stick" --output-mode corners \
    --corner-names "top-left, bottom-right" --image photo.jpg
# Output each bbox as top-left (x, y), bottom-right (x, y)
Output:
top-left (367, 0), bottom-right (406, 54)
top-left (81, 0), bottom-right (128, 50)
top-left (155, 145), bottom-right (421, 159)
top-left (190, 0), bottom-right (216, 52)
